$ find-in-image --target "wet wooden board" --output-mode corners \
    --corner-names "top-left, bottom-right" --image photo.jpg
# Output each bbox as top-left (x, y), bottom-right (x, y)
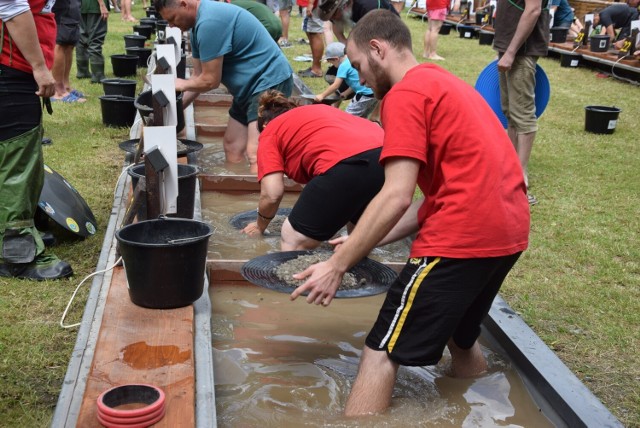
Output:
top-left (75, 247), bottom-right (196, 427)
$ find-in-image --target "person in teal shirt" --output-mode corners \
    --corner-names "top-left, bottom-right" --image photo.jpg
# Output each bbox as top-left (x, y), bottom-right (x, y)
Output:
top-left (154, 0), bottom-right (293, 173)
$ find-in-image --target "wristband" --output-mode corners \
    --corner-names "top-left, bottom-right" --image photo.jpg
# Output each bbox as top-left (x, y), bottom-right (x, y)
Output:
top-left (257, 209), bottom-right (274, 221)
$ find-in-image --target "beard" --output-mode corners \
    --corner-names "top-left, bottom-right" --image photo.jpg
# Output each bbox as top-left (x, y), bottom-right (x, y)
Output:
top-left (366, 53), bottom-right (392, 99)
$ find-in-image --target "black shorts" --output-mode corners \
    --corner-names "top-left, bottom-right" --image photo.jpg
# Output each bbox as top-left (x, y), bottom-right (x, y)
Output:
top-left (53, 0), bottom-right (81, 45)
top-left (288, 148), bottom-right (384, 241)
top-left (365, 253), bottom-right (522, 366)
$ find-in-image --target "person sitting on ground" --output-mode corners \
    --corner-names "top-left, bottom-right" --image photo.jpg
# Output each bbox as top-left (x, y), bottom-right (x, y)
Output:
top-left (242, 90), bottom-right (385, 251)
top-left (593, 0), bottom-right (639, 49)
top-left (314, 42), bottom-right (378, 118)
top-left (154, 0), bottom-right (293, 174)
top-left (317, 0), bottom-right (398, 44)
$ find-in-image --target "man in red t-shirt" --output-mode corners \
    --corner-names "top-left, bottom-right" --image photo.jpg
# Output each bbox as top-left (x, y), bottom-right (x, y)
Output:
top-left (0, 0), bottom-right (73, 280)
top-left (291, 10), bottom-right (530, 415)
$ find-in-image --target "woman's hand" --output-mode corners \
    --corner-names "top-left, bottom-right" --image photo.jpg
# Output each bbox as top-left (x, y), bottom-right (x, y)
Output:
top-left (242, 221), bottom-right (263, 237)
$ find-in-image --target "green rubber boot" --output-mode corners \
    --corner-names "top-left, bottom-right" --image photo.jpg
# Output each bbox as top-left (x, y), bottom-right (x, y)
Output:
top-left (90, 61), bottom-right (105, 84)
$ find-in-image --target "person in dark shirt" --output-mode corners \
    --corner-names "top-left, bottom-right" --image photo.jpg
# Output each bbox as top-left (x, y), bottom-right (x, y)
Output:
top-left (317, 0), bottom-right (398, 44)
top-left (593, 0), bottom-right (639, 46)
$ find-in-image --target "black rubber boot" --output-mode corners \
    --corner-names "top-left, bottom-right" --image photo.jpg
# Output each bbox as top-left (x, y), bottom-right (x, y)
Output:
top-left (0, 253), bottom-right (72, 281)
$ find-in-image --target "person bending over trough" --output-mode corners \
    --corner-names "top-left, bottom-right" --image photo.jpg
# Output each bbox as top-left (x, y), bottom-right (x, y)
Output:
top-left (242, 90), bottom-right (384, 251)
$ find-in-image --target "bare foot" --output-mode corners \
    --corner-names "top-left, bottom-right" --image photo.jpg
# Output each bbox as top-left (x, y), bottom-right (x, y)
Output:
top-left (426, 54), bottom-right (445, 61)
top-left (447, 340), bottom-right (487, 378)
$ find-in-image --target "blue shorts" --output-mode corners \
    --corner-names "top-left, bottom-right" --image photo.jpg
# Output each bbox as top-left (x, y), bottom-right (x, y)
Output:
top-left (228, 75), bottom-right (293, 125)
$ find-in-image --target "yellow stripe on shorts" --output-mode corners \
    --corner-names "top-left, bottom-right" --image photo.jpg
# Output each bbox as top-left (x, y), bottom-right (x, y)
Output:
top-left (387, 257), bottom-right (441, 353)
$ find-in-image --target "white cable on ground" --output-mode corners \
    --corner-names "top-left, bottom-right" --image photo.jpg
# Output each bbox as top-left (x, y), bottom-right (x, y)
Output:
top-left (60, 256), bottom-right (122, 329)
top-left (610, 54), bottom-right (640, 85)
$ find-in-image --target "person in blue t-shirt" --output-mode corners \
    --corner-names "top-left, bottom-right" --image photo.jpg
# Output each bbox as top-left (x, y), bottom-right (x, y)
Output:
top-left (154, 0), bottom-right (293, 173)
top-left (549, 0), bottom-right (582, 37)
top-left (314, 42), bottom-right (378, 118)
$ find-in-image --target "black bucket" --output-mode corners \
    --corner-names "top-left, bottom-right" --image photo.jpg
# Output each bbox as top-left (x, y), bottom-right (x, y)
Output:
top-left (156, 20), bottom-right (169, 43)
top-left (590, 35), bottom-right (610, 52)
top-left (439, 23), bottom-right (453, 35)
top-left (133, 24), bottom-right (154, 40)
top-left (111, 54), bottom-right (138, 77)
top-left (124, 34), bottom-right (147, 49)
top-left (550, 27), bottom-right (568, 43)
top-left (101, 78), bottom-right (137, 98)
top-left (135, 89), bottom-right (185, 132)
top-left (145, 7), bottom-right (157, 18)
top-left (176, 53), bottom-right (186, 79)
top-left (560, 52), bottom-right (581, 67)
top-left (458, 25), bottom-right (477, 39)
top-left (99, 95), bottom-right (136, 128)
top-left (128, 163), bottom-right (198, 219)
top-left (584, 106), bottom-right (621, 134)
top-left (475, 11), bottom-right (486, 25)
top-left (478, 30), bottom-right (494, 45)
top-left (139, 17), bottom-right (157, 31)
top-left (126, 47), bottom-right (152, 68)
top-left (115, 217), bottom-right (214, 309)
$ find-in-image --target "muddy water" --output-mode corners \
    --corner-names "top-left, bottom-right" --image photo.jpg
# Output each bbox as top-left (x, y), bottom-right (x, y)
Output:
top-left (196, 134), bottom-right (253, 176)
top-left (210, 284), bottom-right (554, 428)
top-left (201, 190), bottom-right (410, 263)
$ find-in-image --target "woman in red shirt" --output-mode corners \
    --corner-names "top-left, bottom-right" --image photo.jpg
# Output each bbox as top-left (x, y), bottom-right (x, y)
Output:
top-left (242, 90), bottom-right (384, 250)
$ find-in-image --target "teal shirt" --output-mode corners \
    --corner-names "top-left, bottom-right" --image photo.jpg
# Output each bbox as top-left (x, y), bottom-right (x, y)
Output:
top-left (336, 57), bottom-right (373, 96)
top-left (191, 1), bottom-right (292, 102)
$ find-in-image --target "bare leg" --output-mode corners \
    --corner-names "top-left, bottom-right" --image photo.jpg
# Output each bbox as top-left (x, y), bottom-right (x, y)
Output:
top-left (323, 20), bottom-right (334, 45)
top-left (246, 120), bottom-right (260, 174)
top-left (280, 220), bottom-right (321, 251)
top-left (344, 346), bottom-right (399, 416)
top-left (52, 44), bottom-right (69, 98)
top-left (280, 8), bottom-right (290, 42)
top-left (447, 339), bottom-right (487, 378)
top-left (307, 32), bottom-right (324, 76)
top-left (392, 1), bottom-right (404, 14)
top-left (508, 125), bottom-right (535, 188)
top-left (423, 20), bottom-right (444, 60)
top-left (223, 116), bottom-right (248, 164)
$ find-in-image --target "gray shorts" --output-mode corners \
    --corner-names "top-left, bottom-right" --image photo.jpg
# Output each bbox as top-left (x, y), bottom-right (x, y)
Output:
top-left (499, 55), bottom-right (538, 134)
top-left (278, 0), bottom-right (294, 12)
top-left (302, 8), bottom-right (325, 33)
top-left (346, 93), bottom-right (378, 118)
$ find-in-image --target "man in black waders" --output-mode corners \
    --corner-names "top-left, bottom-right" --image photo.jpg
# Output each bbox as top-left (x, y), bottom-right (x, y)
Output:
top-left (1, 0), bottom-right (73, 280)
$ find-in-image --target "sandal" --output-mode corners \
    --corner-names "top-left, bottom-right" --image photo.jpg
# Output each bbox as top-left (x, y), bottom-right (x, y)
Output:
top-left (298, 68), bottom-right (322, 78)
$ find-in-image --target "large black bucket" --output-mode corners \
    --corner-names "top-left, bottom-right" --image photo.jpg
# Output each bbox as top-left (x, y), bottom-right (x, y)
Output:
top-left (99, 95), bottom-right (136, 128)
top-left (133, 24), bottom-right (154, 39)
top-left (584, 106), bottom-right (621, 134)
top-left (115, 217), bottom-right (214, 309)
top-left (126, 47), bottom-right (153, 68)
top-left (478, 30), bottom-right (494, 45)
top-left (560, 52), bottom-right (581, 67)
top-left (135, 89), bottom-right (185, 132)
top-left (590, 35), bottom-right (610, 52)
top-left (550, 27), bottom-right (568, 43)
top-left (124, 34), bottom-right (147, 48)
top-left (128, 163), bottom-right (198, 219)
top-left (111, 54), bottom-right (138, 77)
top-left (439, 23), bottom-right (453, 35)
top-left (101, 78), bottom-right (137, 98)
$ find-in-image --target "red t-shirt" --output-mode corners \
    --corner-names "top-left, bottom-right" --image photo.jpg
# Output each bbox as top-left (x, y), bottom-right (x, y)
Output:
top-left (257, 104), bottom-right (384, 183)
top-left (427, 0), bottom-right (449, 11)
top-left (0, 0), bottom-right (56, 73)
top-left (380, 63), bottom-right (529, 258)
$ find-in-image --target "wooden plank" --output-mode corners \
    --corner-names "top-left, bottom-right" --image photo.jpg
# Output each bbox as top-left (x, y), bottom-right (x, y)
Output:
top-left (76, 266), bottom-right (195, 427)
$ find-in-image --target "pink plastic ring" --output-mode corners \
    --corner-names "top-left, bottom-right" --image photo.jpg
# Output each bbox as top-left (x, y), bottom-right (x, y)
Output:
top-left (98, 403), bottom-right (165, 425)
top-left (97, 407), bottom-right (165, 428)
top-left (96, 384), bottom-right (165, 419)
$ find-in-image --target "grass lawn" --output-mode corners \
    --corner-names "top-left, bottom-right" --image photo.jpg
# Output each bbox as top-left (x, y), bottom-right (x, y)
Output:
top-left (0, 4), bottom-right (638, 427)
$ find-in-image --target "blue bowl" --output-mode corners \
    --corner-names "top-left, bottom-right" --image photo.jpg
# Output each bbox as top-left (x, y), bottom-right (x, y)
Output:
top-left (474, 59), bottom-right (550, 129)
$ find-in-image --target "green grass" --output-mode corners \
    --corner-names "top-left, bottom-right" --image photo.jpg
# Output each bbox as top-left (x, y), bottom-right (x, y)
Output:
top-left (0, 5), bottom-right (639, 427)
